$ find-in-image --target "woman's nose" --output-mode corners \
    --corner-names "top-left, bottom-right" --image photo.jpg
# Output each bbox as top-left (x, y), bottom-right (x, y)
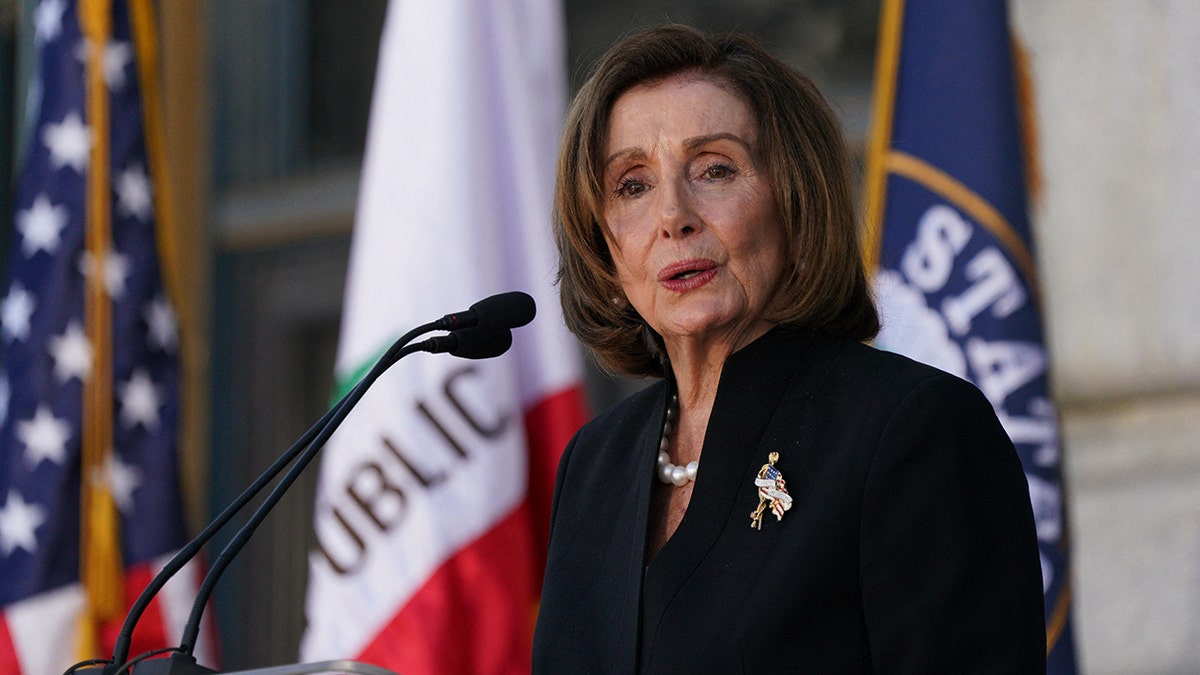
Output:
top-left (657, 179), bottom-right (699, 238)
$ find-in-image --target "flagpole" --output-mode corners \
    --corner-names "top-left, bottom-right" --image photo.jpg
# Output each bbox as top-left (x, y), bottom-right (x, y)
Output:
top-left (862, 0), bottom-right (905, 273)
top-left (128, 0), bottom-right (177, 300)
top-left (77, 0), bottom-right (124, 658)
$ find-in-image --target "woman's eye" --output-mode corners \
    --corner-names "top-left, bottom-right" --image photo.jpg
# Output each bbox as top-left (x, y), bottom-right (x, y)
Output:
top-left (702, 163), bottom-right (737, 180)
top-left (614, 176), bottom-right (648, 198)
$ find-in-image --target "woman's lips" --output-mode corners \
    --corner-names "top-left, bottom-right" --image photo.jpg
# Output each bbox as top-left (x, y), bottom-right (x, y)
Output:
top-left (657, 258), bottom-right (719, 292)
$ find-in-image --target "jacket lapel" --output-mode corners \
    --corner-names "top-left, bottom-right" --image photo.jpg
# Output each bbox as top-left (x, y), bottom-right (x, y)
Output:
top-left (641, 329), bottom-right (816, 647)
top-left (609, 381), bottom-right (668, 672)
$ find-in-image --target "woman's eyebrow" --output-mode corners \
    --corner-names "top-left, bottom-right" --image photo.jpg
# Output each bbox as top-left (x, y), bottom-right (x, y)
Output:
top-left (603, 147), bottom-right (647, 172)
top-left (605, 133), bottom-right (751, 170)
top-left (684, 132), bottom-right (752, 151)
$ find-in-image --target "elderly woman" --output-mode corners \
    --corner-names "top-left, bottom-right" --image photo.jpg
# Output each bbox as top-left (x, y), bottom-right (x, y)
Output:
top-left (533, 25), bottom-right (1045, 672)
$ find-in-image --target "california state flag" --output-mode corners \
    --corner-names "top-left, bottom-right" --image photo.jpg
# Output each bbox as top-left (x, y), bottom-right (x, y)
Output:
top-left (299, 0), bottom-right (587, 672)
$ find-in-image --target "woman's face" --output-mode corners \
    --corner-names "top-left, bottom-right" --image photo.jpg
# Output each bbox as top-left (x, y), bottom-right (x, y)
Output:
top-left (601, 73), bottom-right (787, 357)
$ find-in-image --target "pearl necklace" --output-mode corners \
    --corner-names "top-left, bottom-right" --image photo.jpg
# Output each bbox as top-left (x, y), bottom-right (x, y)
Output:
top-left (656, 393), bottom-right (698, 486)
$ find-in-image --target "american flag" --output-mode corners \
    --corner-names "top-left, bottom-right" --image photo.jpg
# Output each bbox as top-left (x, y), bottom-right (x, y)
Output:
top-left (0, 1), bottom-right (210, 672)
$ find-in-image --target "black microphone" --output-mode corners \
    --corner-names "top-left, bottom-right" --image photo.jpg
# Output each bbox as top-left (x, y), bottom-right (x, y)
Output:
top-left (433, 291), bottom-right (535, 331)
top-left (412, 326), bottom-right (513, 360)
top-left (93, 293), bottom-right (534, 675)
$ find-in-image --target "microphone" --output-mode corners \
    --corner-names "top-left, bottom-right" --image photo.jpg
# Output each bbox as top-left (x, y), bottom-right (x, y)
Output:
top-left (93, 294), bottom-right (534, 675)
top-left (412, 326), bottom-right (513, 360)
top-left (432, 291), bottom-right (535, 331)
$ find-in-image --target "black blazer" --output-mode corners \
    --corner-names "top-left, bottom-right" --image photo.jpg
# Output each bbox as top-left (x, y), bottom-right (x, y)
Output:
top-left (533, 328), bottom-right (1045, 673)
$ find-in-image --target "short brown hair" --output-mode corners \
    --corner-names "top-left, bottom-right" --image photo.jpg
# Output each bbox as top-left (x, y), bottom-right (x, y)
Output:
top-left (555, 24), bottom-right (878, 377)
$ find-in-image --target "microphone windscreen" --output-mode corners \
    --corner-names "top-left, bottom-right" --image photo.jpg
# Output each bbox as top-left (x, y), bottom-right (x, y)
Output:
top-left (448, 327), bottom-right (513, 359)
top-left (470, 291), bottom-right (536, 330)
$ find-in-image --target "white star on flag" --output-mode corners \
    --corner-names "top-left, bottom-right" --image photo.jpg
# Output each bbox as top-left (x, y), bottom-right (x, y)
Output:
top-left (1, 283), bottom-right (36, 343)
top-left (78, 250), bottom-right (131, 300)
top-left (95, 452), bottom-right (143, 514)
top-left (33, 0), bottom-right (65, 45)
top-left (74, 39), bottom-right (133, 91)
top-left (103, 40), bottom-right (133, 90)
top-left (144, 295), bottom-right (178, 352)
top-left (117, 368), bottom-right (160, 431)
top-left (48, 321), bottom-right (92, 382)
top-left (115, 163), bottom-right (152, 221)
top-left (16, 404), bottom-right (72, 469)
top-left (0, 490), bottom-right (47, 557)
top-left (16, 193), bottom-right (68, 257)
top-left (42, 111), bottom-right (91, 173)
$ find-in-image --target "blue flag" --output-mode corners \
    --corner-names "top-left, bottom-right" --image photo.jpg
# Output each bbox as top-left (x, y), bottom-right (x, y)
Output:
top-left (0, 0), bottom-right (207, 670)
top-left (865, 1), bottom-right (1076, 671)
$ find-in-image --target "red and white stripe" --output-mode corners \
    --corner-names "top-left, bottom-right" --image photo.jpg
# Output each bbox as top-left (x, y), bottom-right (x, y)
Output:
top-left (0, 555), bottom-right (216, 674)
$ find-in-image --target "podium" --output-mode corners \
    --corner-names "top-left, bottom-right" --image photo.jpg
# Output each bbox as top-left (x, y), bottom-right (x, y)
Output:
top-left (221, 662), bottom-right (399, 675)
top-left (73, 658), bottom-right (399, 674)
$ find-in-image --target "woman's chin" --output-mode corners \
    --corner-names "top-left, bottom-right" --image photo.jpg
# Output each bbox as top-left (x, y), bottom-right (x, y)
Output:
top-left (656, 312), bottom-right (769, 353)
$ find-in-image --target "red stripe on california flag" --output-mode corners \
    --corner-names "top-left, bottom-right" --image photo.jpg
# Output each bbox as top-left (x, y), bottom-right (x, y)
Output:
top-left (356, 502), bottom-right (540, 674)
top-left (0, 613), bottom-right (21, 674)
top-left (355, 387), bottom-right (586, 674)
top-left (523, 386), bottom-right (588, 555)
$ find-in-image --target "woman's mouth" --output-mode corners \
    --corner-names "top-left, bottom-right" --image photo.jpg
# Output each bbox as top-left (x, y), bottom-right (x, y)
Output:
top-left (658, 259), bottom-right (719, 291)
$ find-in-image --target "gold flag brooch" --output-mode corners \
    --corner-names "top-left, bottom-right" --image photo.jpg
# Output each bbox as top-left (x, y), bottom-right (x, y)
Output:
top-left (751, 452), bottom-right (793, 529)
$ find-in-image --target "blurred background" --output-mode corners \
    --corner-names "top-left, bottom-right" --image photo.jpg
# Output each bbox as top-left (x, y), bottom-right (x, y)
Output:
top-left (2, 0), bottom-right (1198, 672)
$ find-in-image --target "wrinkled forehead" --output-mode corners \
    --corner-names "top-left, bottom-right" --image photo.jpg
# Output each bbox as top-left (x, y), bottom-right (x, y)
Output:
top-left (605, 76), bottom-right (758, 158)
top-left (605, 70), bottom-right (755, 133)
